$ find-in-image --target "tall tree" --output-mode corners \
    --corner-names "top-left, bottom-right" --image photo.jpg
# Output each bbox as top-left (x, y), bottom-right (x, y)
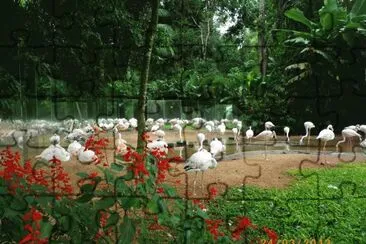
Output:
top-left (136, 0), bottom-right (159, 150)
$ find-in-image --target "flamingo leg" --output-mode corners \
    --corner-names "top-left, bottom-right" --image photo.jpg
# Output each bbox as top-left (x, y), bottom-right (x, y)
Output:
top-left (336, 136), bottom-right (346, 152)
top-left (264, 137), bottom-right (268, 160)
top-left (193, 171), bottom-right (198, 195)
top-left (307, 129), bottom-right (311, 147)
top-left (323, 141), bottom-right (328, 164)
top-left (201, 171), bottom-right (204, 191)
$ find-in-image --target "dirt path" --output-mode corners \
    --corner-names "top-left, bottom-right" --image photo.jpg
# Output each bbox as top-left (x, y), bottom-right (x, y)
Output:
top-left (2, 129), bottom-right (366, 199)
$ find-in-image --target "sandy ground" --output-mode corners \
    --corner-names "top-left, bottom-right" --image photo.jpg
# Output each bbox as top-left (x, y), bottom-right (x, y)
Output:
top-left (1, 129), bottom-right (366, 198)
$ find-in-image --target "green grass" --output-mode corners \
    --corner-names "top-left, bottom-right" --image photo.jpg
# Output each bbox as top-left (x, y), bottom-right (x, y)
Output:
top-left (209, 162), bottom-right (366, 243)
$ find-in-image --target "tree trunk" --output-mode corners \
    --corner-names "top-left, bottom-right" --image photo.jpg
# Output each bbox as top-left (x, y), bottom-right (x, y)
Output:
top-left (258, 0), bottom-right (267, 80)
top-left (136, 0), bottom-right (159, 150)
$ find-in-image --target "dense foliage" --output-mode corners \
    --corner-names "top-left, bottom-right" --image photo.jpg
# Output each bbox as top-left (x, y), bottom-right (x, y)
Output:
top-left (0, 135), bottom-right (278, 243)
top-left (0, 0), bottom-right (365, 129)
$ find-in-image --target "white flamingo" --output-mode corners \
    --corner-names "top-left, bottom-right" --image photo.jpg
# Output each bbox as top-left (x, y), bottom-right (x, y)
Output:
top-left (254, 130), bottom-right (276, 160)
top-left (316, 125), bottom-right (335, 164)
top-left (35, 134), bottom-right (71, 162)
top-left (184, 149), bottom-right (218, 195)
top-left (173, 124), bottom-right (183, 142)
top-left (129, 118), bottom-right (138, 129)
top-left (67, 140), bottom-right (82, 156)
top-left (299, 121), bottom-right (315, 146)
top-left (115, 132), bottom-right (128, 154)
top-left (265, 121), bottom-right (275, 130)
top-left (77, 147), bottom-right (98, 164)
top-left (284, 126), bottom-right (290, 143)
top-left (335, 128), bottom-right (362, 152)
top-left (197, 133), bottom-right (205, 151)
top-left (232, 128), bottom-right (240, 151)
top-left (153, 129), bottom-right (165, 139)
top-left (210, 138), bottom-right (225, 158)
top-left (147, 138), bottom-right (168, 155)
top-left (191, 117), bottom-right (206, 129)
top-left (246, 126), bottom-right (254, 143)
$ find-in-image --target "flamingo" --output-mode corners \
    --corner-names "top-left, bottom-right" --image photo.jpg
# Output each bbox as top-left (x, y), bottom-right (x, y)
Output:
top-left (147, 138), bottom-right (168, 155)
top-left (35, 134), bottom-right (71, 162)
top-left (299, 121), bottom-right (315, 146)
top-left (67, 140), bottom-right (83, 156)
top-left (254, 129), bottom-right (276, 160)
top-left (197, 133), bottom-right (206, 151)
top-left (153, 129), bottom-right (165, 139)
top-left (284, 126), bottom-right (290, 143)
top-left (265, 121), bottom-right (275, 130)
top-left (232, 128), bottom-right (240, 151)
top-left (173, 124), bottom-right (183, 142)
top-left (210, 138), bottom-right (225, 158)
top-left (335, 128), bottom-right (362, 152)
top-left (115, 132), bottom-right (128, 154)
top-left (191, 118), bottom-right (206, 129)
top-left (184, 149), bottom-right (218, 195)
top-left (129, 118), bottom-right (138, 129)
top-left (316, 125), bottom-right (335, 164)
top-left (246, 126), bottom-right (254, 143)
top-left (77, 147), bottom-right (98, 164)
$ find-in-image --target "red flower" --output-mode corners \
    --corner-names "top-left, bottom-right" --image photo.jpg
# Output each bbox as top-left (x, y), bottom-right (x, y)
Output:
top-left (263, 226), bottom-right (278, 243)
top-left (156, 187), bottom-right (164, 194)
top-left (205, 219), bottom-right (225, 240)
top-left (232, 216), bottom-right (256, 240)
top-left (89, 172), bottom-right (99, 178)
top-left (209, 187), bottom-right (218, 199)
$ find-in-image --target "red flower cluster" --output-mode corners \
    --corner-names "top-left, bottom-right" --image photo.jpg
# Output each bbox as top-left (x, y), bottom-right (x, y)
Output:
top-left (209, 187), bottom-right (218, 199)
top-left (231, 216), bottom-right (278, 242)
top-left (192, 199), bottom-right (206, 210)
top-left (263, 226), bottom-right (278, 243)
top-left (205, 219), bottom-right (225, 240)
top-left (84, 136), bottom-right (110, 166)
top-left (20, 207), bottom-right (48, 244)
top-left (0, 148), bottom-right (73, 196)
top-left (94, 211), bottom-right (112, 241)
top-left (232, 217), bottom-right (256, 240)
top-left (49, 156), bottom-right (73, 198)
top-left (123, 148), bottom-right (149, 184)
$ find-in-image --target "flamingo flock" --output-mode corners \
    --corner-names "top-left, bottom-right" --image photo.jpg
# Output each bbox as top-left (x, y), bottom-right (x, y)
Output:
top-left (2, 117), bottom-right (366, 195)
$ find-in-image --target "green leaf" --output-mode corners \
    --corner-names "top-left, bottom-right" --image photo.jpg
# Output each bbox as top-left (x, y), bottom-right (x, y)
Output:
top-left (105, 212), bottom-right (119, 227)
top-left (118, 216), bottom-right (135, 244)
top-left (146, 198), bottom-right (159, 214)
top-left (30, 184), bottom-right (47, 192)
top-left (10, 196), bottom-right (27, 211)
top-left (40, 220), bottom-right (53, 238)
top-left (80, 183), bottom-right (95, 193)
top-left (70, 220), bottom-right (82, 243)
top-left (60, 216), bottom-right (71, 231)
top-left (77, 193), bottom-right (94, 203)
top-left (163, 185), bottom-right (177, 197)
top-left (111, 162), bottom-right (125, 172)
top-left (119, 197), bottom-right (142, 210)
top-left (351, 0), bottom-right (366, 18)
top-left (121, 171), bottom-right (134, 181)
top-left (320, 12), bottom-right (334, 31)
top-left (76, 172), bottom-right (89, 178)
top-left (320, 0), bottom-right (338, 13)
top-left (285, 8), bottom-right (315, 29)
top-left (95, 197), bottom-right (115, 210)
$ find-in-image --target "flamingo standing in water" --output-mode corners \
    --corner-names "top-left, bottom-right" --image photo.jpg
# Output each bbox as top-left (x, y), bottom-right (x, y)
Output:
top-left (316, 124), bottom-right (335, 164)
top-left (300, 121), bottom-right (315, 146)
top-left (254, 129), bottom-right (276, 160)
top-left (335, 128), bottom-right (362, 152)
